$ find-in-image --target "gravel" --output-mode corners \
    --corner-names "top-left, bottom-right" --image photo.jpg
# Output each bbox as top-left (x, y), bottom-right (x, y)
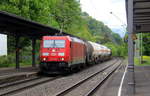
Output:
top-left (12, 58), bottom-right (117, 96)
top-left (63, 60), bottom-right (121, 96)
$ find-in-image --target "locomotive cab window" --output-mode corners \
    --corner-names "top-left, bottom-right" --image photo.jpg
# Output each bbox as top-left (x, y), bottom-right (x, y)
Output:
top-left (55, 40), bottom-right (65, 48)
top-left (43, 40), bottom-right (65, 48)
top-left (43, 40), bottom-right (54, 48)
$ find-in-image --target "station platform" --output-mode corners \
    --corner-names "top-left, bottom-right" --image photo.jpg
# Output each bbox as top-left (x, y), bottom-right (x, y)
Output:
top-left (95, 60), bottom-right (127, 96)
top-left (0, 67), bottom-right (39, 84)
top-left (135, 66), bottom-right (150, 96)
top-left (95, 60), bottom-right (150, 96)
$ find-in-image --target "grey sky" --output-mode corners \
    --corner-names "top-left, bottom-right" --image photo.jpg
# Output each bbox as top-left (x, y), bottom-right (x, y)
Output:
top-left (80, 0), bottom-right (127, 37)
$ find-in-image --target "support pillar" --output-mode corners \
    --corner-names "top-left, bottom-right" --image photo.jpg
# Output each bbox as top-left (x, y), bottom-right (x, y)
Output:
top-left (127, 0), bottom-right (135, 95)
top-left (15, 35), bottom-right (20, 69)
top-left (140, 33), bottom-right (143, 64)
top-left (127, 34), bottom-right (135, 95)
top-left (32, 38), bottom-right (36, 67)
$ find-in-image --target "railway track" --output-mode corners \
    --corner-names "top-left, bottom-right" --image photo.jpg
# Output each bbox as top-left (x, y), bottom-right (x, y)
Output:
top-left (0, 58), bottom-right (121, 96)
top-left (55, 58), bottom-right (122, 96)
top-left (0, 76), bottom-right (41, 89)
top-left (84, 60), bottom-right (122, 96)
top-left (0, 76), bottom-right (60, 96)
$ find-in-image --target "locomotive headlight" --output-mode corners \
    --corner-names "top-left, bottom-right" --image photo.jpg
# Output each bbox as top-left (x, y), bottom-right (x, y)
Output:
top-left (61, 58), bottom-right (64, 60)
top-left (58, 53), bottom-right (65, 56)
top-left (43, 53), bottom-right (49, 56)
top-left (43, 58), bottom-right (46, 61)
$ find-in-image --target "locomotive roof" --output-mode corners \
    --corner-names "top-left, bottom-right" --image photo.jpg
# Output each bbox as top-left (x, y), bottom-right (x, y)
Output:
top-left (42, 36), bottom-right (84, 43)
top-left (43, 35), bottom-right (70, 39)
top-left (70, 37), bottom-right (85, 44)
top-left (88, 41), bottom-right (110, 50)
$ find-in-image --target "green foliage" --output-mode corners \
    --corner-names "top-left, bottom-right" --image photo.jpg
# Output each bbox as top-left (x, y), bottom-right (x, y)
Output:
top-left (0, 54), bottom-right (15, 67)
top-left (0, 0), bottom-right (122, 43)
top-left (104, 43), bottom-right (127, 57)
top-left (0, 0), bottom-right (126, 68)
top-left (142, 33), bottom-right (150, 56)
top-left (0, 48), bottom-right (39, 67)
top-left (82, 12), bottom-right (123, 44)
top-left (7, 35), bottom-right (31, 53)
top-left (111, 32), bottom-right (123, 45)
top-left (135, 56), bottom-right (150, 66)
top-left (50, 0), bottom-right (82, 31)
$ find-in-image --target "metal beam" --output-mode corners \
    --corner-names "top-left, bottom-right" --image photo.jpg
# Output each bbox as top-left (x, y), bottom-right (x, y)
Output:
top-left (134, 14), bottom-right (150, 18)
top-left (134, 23), bottom-right (150, 25)
top-left (127, 0), bottom-right (135, 95)
top-left (134, 0), bottom-right (150, 3)
top-left (135, 13), bottom-right (150, 15)
top-left (15, 35), bottom-right (20, 69)
top-left (134, 21), bottom-right (150, 23)
top-left (134, 9), bottom-right (150, 13)
top-left (134, 7), bottom-right (150, 10)
top-left (134, 17), bottom-right (150, 20)
top-left (135, 25), bottom-right (150, 32)
top-left (134, 2), bottom-right (150, 9)
top-left (136, 30), bottom-right (150, 32)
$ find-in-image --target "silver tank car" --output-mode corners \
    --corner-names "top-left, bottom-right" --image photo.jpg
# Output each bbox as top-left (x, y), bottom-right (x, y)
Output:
top-left (84, 41), bottom-right (94, 65)
top-left (101, 46), bottom-right (111, 60)
top-left (88, 41), bottom-right (111, 63)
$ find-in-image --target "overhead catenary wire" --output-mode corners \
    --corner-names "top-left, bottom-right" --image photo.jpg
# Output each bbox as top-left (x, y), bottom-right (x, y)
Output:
top-left (89, 0), bottom-right (119, 45)
top-left (110, 11), bottom-right (127, 36)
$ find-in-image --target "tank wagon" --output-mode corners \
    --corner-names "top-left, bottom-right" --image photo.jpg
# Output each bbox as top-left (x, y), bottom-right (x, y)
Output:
top-left (40, 36), bottom-right (111, 74)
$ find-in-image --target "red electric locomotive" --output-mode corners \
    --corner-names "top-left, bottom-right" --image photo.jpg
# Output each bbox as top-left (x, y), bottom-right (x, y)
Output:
top-left (40, 36), bottom-right (86, 74)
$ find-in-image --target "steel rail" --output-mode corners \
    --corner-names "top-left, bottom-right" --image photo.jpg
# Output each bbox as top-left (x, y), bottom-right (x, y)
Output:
top-left (84, 60), bottom-right (123, 96)
top-left (0, 76), bottom-right (60, 96)
top-left (55, 59), bottom-right (120, 96)
top-left (0, 76), bottom-right (41, 89)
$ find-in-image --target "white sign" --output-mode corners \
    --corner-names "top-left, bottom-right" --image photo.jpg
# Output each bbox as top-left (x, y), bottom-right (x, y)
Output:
top-left (0, 34), bottom-right (7, 56)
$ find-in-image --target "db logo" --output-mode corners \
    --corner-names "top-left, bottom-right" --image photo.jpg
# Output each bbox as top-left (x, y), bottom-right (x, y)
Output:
top-left (51, 53), bottom-right (56, 56)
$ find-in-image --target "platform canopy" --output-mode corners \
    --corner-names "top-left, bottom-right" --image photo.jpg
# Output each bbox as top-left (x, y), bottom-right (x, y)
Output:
top-left (0, 11), bottom-right (75, 69)
top-left (125, 0), bottom-right (150, 95)
top-left (126, 0), bottom-right (150, 33)
top-left (0, 11), bottom-right (71, 39)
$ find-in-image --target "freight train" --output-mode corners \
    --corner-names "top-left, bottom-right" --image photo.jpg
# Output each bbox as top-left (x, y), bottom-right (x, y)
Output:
top-left (39, 36), bottom-right (111, 74)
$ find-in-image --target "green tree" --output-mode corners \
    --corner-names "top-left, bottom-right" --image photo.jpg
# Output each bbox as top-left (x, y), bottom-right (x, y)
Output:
top-left (49, 0), bottom-right (82, 32)
top-left (0, 0), bottom-right (124, 57)
top-left (142, 33), bottom-right (150, 56)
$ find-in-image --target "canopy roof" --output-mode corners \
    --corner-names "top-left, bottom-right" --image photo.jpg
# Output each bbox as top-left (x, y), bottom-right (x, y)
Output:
top-left (0, 11), bottom-right (71, 39)
top-left (126, 0), bottom-right (150, 33)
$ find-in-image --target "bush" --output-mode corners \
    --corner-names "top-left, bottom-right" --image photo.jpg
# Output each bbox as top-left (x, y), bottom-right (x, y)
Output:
top-left (104, 43), bottom-right (127, 57)
top-left (0, 52), bottom-right (39, 68)
top-left (0, 54), bottom-right (15, 67)
top-left (0, 55), bottom-right (14, 67)
top-left (0, 56), bottom-right (9, 67)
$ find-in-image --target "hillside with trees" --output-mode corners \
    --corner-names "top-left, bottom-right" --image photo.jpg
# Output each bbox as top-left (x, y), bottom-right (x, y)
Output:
top-left (0, 0), bottom-right (127, 67)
